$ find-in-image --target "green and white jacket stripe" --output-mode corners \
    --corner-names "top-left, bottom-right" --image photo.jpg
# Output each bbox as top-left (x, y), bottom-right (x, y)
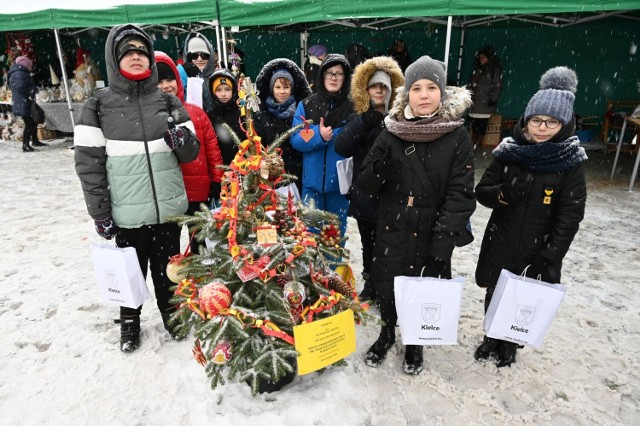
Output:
top-left (74, 25), bottom-right (199, 229)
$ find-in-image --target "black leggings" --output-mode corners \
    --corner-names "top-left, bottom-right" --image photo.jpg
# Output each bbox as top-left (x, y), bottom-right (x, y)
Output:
top-left (21, 116), bottom-right (38, 145)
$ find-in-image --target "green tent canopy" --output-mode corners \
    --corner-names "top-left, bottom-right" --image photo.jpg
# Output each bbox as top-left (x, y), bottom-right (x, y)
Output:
top-left (0, 0), bottom-right (218, 31)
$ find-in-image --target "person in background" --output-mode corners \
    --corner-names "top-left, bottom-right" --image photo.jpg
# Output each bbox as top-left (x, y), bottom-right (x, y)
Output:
top-left (176, 32), bottom-right (216, 104)
top-left (467, 45), bottom-right (503, 148)
top-left (388, 38), bottom-right (412, 72)
top-left (345, 42), bottom-right (371, 70)
top-left (357, 56), bottom-right (475, 375)
top-left (156, 51), bottom-right (224, 252)
top-left (205, 68), bottom-right (244, 165)
top-left (8, 55), bottom-right (45, 152)
top-left (74, 25), bottom-right (200, 352)
top-left (304, 44), bottom-right (328, 93)
top-left (254, 58), bottom-right (312, 195)
top-left (291, 54), bottom-right (354, 238)
top-left (474, 67), bottom-right (587, 368)
top-left (334, 56), bottom-right (404, 303)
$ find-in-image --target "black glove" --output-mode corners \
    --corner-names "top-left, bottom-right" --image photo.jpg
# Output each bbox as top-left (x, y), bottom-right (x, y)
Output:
top-left (488, 100), bottom-right (496, 108)
top-left (208, 181), bottom-right (221, 203)
top-left (361, 107), bottom-right (384, 128)
top-left (422, 255), bottom-right (451, 279)
top-left (499, 172), bottom-right (533, 205)
top-left (373, 147), bottom-right (402, 181)
top-left (164, 125), bottom-right (187, 150)
top-left (526, 255), bottom-right (561, 283)
top-left (94, 216), bottom-right (119, 240)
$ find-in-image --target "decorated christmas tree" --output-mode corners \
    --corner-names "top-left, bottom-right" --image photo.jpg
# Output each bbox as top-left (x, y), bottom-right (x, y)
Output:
top-left (167, 77), bottom-right (368, 395)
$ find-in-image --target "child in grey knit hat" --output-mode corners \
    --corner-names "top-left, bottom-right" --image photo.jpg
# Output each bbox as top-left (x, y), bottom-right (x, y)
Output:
top-left (474, 65), bottom-right (587, 369)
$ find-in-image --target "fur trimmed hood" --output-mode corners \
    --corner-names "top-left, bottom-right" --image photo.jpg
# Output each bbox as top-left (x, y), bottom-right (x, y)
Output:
top-left (350, 56), bottom-right (404, 114)
top-left (388, 85), bottom-right (472, 122)
top-left (255, 57), bottom-right (311, 104)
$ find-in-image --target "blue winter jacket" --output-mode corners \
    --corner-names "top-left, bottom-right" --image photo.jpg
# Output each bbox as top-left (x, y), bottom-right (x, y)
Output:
top-left (8, 64), bottom-right (36, 117)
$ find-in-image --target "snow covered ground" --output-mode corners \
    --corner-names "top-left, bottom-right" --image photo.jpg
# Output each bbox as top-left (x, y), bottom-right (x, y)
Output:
top-left (1, 137), bottom-right (639, 425)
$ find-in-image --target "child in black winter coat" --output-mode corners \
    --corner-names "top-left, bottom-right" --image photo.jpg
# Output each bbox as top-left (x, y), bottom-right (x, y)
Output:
top-left (334, 56), bottom-right (404, 303)
top-left (357, 56), bottom-right (475, 375)
top-left (253, 58), bottom-right (312, 195)
top-left (205, 69), bottom-right (244, 165)
top-left (474, 67), bottom-right (588, 368)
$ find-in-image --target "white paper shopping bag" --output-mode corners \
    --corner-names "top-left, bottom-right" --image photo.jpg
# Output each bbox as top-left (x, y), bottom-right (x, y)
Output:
top-left (394, 275), bottom-right (465, 345)
top-left (484, 269), bottom-right (566, 349)
top-left (186, 77), bottom-right (204, 108)
top-left (90, 244), bottom-right (150, 309)
top-left (336, 157), bottom-right (353, 195)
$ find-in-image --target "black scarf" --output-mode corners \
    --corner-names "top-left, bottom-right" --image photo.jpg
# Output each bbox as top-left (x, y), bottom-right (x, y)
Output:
top-left (493, 117), bottom-right (587, 173)
top-left (266, 95), bottom-right (297, 120)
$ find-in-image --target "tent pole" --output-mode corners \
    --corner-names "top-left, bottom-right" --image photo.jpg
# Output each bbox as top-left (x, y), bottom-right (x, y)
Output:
top-left (54, 28), bottom-right (75, 130)
top-left (300, 32), bottom-right (308, 70)
top-left (221, 27), bottom-right (228, 69)
top-left (456, 27), bottom-right (466, 86)
top-left (215, 24), bottom-right (222, 69)
top-left (444, 16), bottom-right (452, 76)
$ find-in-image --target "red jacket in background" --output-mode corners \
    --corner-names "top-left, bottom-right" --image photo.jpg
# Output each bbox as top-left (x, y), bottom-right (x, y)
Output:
top-left (155, 51), bottom-right (224, 202)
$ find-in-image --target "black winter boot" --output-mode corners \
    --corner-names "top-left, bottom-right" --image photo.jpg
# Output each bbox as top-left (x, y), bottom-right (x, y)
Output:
top-left (115, 314), bottom-right (140, 353)
top-left (495, 341), bottom-right (518, 368)
top-left (32, 140), bottom-right (47, 147)
top-left (403, 345), bottom-right (424, 375)
top-left (358, 272), bottom-right (376, 302)
top-left (365, 325), bottom-right (395, 367)
top-left (474, 335), bottom-right (500, 361)
top-left (22, 142), bottom-right (35, 152)
top-left (161, 307), bottom-right (185, 341)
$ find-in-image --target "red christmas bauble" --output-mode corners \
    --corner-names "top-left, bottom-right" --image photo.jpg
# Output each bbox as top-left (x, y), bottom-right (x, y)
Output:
top-left (198, 281), bottom-right (232, 317)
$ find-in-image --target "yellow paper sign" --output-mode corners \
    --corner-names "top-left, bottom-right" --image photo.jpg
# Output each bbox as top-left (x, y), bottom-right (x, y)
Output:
top-left (294, 309), bottom-right (356, 375)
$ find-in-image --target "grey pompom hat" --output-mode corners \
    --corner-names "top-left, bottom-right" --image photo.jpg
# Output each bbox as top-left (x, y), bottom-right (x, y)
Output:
top-left (403, 55), bottom-right (446, 96)
top-left (524, 66), bottom-right (578, 125)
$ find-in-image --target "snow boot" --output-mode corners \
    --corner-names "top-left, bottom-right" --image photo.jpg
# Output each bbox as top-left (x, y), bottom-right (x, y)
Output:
top-left (403, 345), bottom-right (424, 375)
top-left (22, 142), bottom-right (35, 152)
top-left (358, 272), bottom-right (376, 302)
top-left (495, 341), bottom-right (518, 368)
top-left (115, 314), bottom-right (140, 353)
top-left (474, 335), bottom-right (500, 361)
top-left (32, 140), bottom-right (47, 147)
top-left (161, 307), bottom-right (185, 341)
top-left (365, 325), bottom-right (395, 367)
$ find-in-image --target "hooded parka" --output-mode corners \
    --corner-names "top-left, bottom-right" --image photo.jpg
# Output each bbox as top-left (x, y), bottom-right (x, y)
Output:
top-left (253, 58), bottom-right (312, 193)
top-left (205, 68), bottom-right (243, 165)
top-left (74, 24), bottom-right (199, 228)
top-left (291, 54), bottom-right (354, 195)
top-left (156, 51), bottom-right (224, 203)
top-left (357, 85), bottom-right (476, 324)
top-left (335, 56), bottom-right (404, 222)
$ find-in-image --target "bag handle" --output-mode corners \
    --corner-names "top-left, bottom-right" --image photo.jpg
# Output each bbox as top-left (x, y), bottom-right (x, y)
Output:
top-left (520, 264), bottom-right (542, 282)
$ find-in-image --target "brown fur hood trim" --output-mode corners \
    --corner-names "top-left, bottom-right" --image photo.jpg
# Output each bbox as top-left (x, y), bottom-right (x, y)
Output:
top-left (389, 85), bottom-right (472, 121)
top-left (350, 56), bottom-right (404, 114)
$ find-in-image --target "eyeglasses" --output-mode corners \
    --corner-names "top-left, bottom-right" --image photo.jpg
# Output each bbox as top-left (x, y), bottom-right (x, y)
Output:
top-left (528, 117), bottom-right (561, 129)
top-left (323, 72), bottom-right (345, 80)
top-left (188, 52), bottom-right (210, 61)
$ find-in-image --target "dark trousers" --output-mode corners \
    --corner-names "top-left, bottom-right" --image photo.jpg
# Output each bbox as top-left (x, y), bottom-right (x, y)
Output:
top-left (22, 116), bottom-right (39, 145)
top-left (470, 117), bottom-right (489, 137)
top-left (356, 219), bottom-right (376, 276)
top-left (116, 223), bottom-right (182, 318)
